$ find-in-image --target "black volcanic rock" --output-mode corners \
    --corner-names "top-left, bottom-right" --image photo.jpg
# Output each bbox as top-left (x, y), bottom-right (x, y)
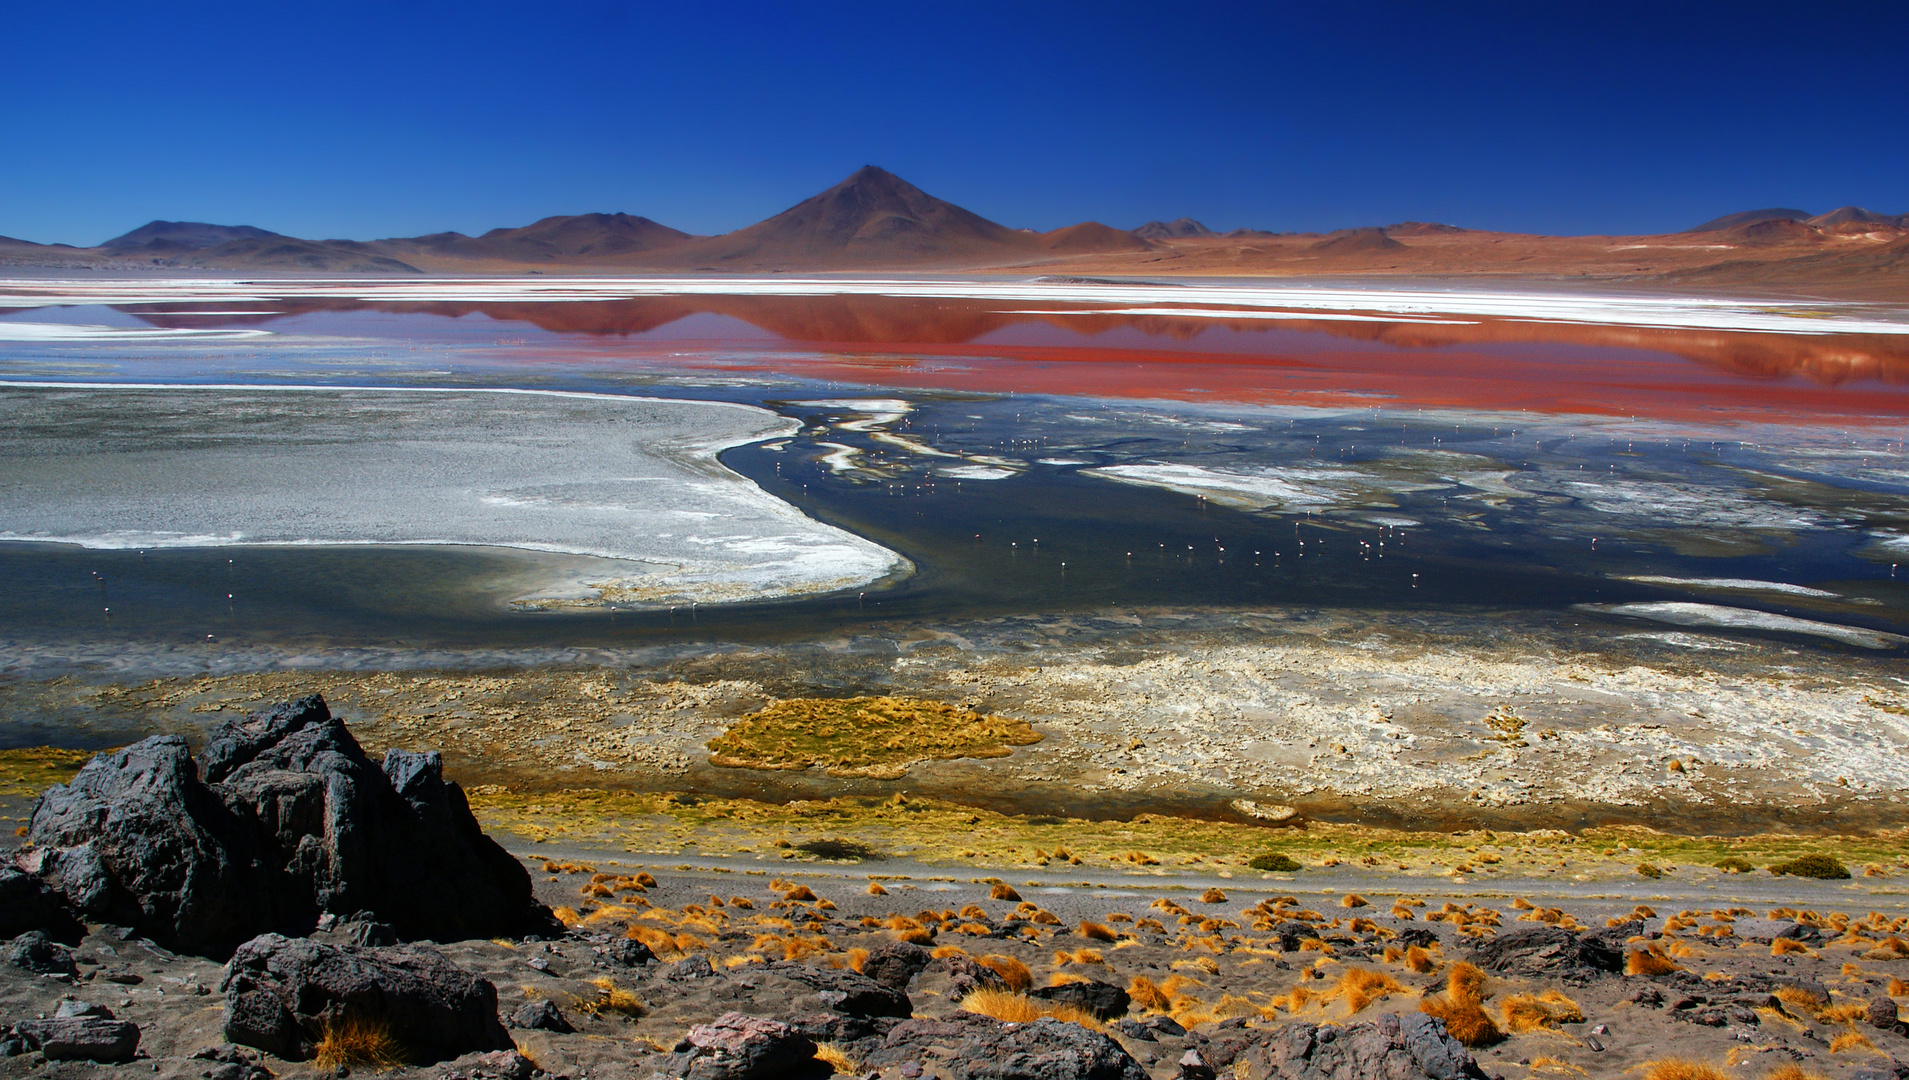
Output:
top-left (23, 694), bottom-right (556, 957)
top-left (220, 933), bottom-right (511, 1064)
top-left (865, 1013), bottom-right (1147, 1080)
top-left (1029, 978), bottom-right (1130, 1019)
top-left (1465, 925), bottom-right (1624, 983)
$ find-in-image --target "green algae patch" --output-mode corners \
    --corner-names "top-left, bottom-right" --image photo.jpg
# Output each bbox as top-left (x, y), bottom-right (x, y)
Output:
top-left (705, 696), bottom-right (1041, 779)
top-left (0, 747), bottom-right (97, 799)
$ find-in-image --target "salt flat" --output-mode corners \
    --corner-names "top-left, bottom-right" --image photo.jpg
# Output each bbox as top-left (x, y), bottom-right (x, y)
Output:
top-left (0, 383), bottom-right (909, 608)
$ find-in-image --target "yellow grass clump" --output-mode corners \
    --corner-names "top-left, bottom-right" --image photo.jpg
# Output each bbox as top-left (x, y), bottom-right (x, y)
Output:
top-left (1323, 967), bottom-right (1406, 1014)
top-left (1772, 937), bottom-right (1812, 957)
top-left (1341, 894), bottom-right (1370, 908)
top-left (1638, 1060), bottom-right (1732, 1080)
top-left (814, 1042), bottom-right (861, 1076)
top-left (1078, 921), bottom-right (1117, 942)
top-left (1760, 1068), bottom-right (1828, 1080)
top-left (990, 883), bottom-right (1022, 902)
top-left (1627, 946), bottom-right (1682, 976)
top-left (979, 954), bottom-right (1032, 991)
top-left (1830, 1030), bottom-right (1876, 1054)
top-left (579, 977), bottom-right (645, 1017)
top-left (1201, 888), bottom-right (1228, 903)
top-left (705, 696), bottom-right (1041, 778)
top-left (1129, 976), bottom-right (1172, 1013)
top-left (959, 989), bottom-right (1102, 1030)
top-left (313, 1013), bottom-right (406, 1071)
top-left (1500, 989), bottom-right (1584, 1032)
top-left (1419, 962), bottom-right (1502, 1048)
top-left (1404, 946), bottom-right (1438, 974)
top-left (866, 882), bottom-right (888, 897)
top-left (1053, 948), bottom-right (1105, 967)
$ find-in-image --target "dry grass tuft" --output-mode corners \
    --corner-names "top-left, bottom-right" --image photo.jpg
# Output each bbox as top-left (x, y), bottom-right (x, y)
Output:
top-left (780, 884), bottom-right (819, 902)
top-left (989, 883), bottom-right (1022, 902)
top-left (959, 989), bottom-right (1102, 1030)
top-left (1341, 894), bottom-right (1370, 908)
top-left (1129, 975), bottom-right (1172, 1013)
top-left (627, 925), bottom-right (678, 956)
top-left (1419, 962), bottom-right (1501, 1048)
top-left (1889, 977), bottom-right (1909, 996)
top-left (1638, 1060), bottom-right (1731, 1080)
top-left (866, 882), bottom-right (888, 897)
top-left (1761, 1067), bottom-right (1828, 1080)
top-left (1772, 937), bottom-right (1812, 957)
top-left (814, 1042), bottom-right (861, 1075)
top-left (1200, 888), bottom-right (1228, 903)
top-left (1627, 946), bottom-right (1682, 975)
top-left (846, 947), bottom-right (868, 972)
top-left (1078, 921), bottom-right (1117, 942)
top-left (705, 696), bottom-right (1041, 778)
top-left (313, 1013), bottom-right (406, 1071)
top-left (577, 977), bottom-right (646, 1017)
top-left (1500, 990), bottom-right (1584, 1032)
top-left (1324, 967), bottom-right (1406, 1014)
top-left (1829, 1030), bottom-right (1876, 1054)
top-left (978, 954), bottom-right (1032, 992)
top-left (1053, 948), bottom-right (1106, 967)
top-left (1404, 945), bottom-right (1438, 974)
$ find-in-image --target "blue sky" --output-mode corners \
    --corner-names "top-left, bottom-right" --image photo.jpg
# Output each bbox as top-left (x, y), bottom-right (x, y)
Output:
top-left (3, 1), bottom-right (1904, 245)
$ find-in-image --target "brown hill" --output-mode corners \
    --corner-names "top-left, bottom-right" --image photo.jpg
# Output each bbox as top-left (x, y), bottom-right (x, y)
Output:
top-left (1717, 218), bottom-right (1821, 245)
top-left (1807, 206), bottom-right (1906, 228)
top-left (375, 213), bottom-right (691, 264)
top-left (1384, 221), bottom-right (1468, 236)
top-left (177, 237), bottom-right (420, 273)
top-left (1134, 218), bottom-right (1215, 239)
top-left (1687, 208), bottom-right (1810, 232)
top-left (100, 221), bottom-right (282, 252)
top-left (1309, 227), bottom-right (1405, 253)
top-left (1037, 222), bottom-right (1153, 253)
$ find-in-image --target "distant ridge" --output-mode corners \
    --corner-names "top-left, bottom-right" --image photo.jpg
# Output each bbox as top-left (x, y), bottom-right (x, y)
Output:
top-left (101, 221), bottom-right (282, 251)
top-left (1687, 208), bottom-right (1811, 233)
top-left (376, 212), bottom-right (692, 263)
top-left (1808, 206), bottom-right (1907, 228)
top-left (1134, 218), bottom-right (1215, 239)
top-left (1309, 226), bottom-right (1404, 253)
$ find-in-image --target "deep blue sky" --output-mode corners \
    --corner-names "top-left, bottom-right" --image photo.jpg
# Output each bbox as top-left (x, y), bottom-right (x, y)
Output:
top-left (4, 1), bottom-right (1904, 245)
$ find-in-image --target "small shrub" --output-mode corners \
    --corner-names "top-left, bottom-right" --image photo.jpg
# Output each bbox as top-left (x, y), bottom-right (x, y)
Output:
top-left (1769, 854), bottom-right (1851, 880)
top-left (1341, 894), bottom-right (1370, 908)
top-left (1404, 946), bottom-right (1437, 974)
top-left (1419, 962), bottom-right (1501, 1048)
top-left (1200, 888), bottom-right (1228, 904)
top-left (1249, 853), bottom-right (1302, 872)
top-left (989, 883), bottom-right (1022, 901)
top-left (1714, 856), bottom-right (1754, 873)
top-left (313, 1013), bottom-right (405, 1070)
top-left (866, 882), bottom-right (888, 897)
top-left (780, 884), bottom-right (819, 901)
top-left (1636, 863), bottom-right (1664, 879)
top-left (978, 954), bottom-right (1032, 991)
top-left (1639, 1060), bottom-right (1731, 1080)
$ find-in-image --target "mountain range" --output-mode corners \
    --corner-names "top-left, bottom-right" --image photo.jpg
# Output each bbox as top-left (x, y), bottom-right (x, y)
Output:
top-left (1, 166), bottom-right (1903, 294)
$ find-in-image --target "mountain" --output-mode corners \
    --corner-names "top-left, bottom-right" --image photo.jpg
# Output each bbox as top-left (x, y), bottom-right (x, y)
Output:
top-left (376, 212), bottom-right (691, 263)
top-left (1037, 222), bottom-right (1152, 253)
top-left (1134, 218), bottom-right (1215, 239)
top-left (100, 221), bottom-right (282, 251)
top-left (1309, 227), bottom-right (1405, 253)
top-left (1384, 221), bottom-right (1468, 236)
top-left (1807, 206), bottom-right (1906, 228)
top-left (1687, 208), bottom-right (1810, 232)
top-left (642, 166), bottom-right (1038, 269)
top-left (175, 236), bottom-right (419, 273)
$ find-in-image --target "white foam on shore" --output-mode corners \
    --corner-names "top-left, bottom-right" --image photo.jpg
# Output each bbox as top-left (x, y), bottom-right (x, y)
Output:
top-left (1581, 602), bottom-right (1907, 649)
top-left (1084, 462), bottom-right (1441, 513)
top-left (1007, 307), bottom-right (1479, 325)
top-left (0, 383), bottom-right (910, 608)
top-left (3, 278), bottom-right (1904, 336)
top-left (0, 321), bottom-right (272, 341)
top-left (938, 465), bottom-right (1017, 480)
top-left (1618, 575), bottom-right (1840, 598)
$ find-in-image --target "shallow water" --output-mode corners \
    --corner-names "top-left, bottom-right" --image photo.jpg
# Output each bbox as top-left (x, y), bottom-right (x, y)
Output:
top-left (0, 278), bottom-right (1905, 672)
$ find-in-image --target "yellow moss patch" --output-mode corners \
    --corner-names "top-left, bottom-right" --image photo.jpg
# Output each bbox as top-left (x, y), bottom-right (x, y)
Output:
top-left (0, 747), bottom-right (98, 799)
top-left (705, 696), bottom-right (1041, 778)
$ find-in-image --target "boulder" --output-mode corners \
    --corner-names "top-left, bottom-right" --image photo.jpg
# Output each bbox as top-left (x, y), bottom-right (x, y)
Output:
top-left (508, 999), bottom-right (574, 1033)
top-left (864, 1013), bottom-right (1148, 1080)
top-left (665, 1012), bottom-right (827, 1080)
top-left (911, 952), bottom-right (1008, 1001)
top-left (766, 961), bottom-right (911, 1018)
top-left (1734, 919), bottom-right (1826, 945)
top-left (5, 930), bottom-right (77, 977)
top-left (10, 1016), bottom-right (141, 1062)
top-left (858, 941), bottom-right (933, 991)
top-left (23, 694), bottom-right (556, 956)
top-left (1238, 1012), bottom-right (1485, 1080)
top-left (1465, 926), bottom-right (1622, 984)
top-left (605, 936), bottom-right (657, 967)
top-left (1030, 978), bottom-right (1130, 1019)
top-left (219, 932), bottom-right (512, 1064)
top-left (0, 868), bottom-right (80, 942)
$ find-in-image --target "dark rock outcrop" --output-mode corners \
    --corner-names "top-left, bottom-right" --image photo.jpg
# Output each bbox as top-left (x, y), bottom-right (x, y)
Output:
top-left (219, 932), bottom-right (512, 1064)
top-left (661, 1012), bottom-right (828, 1080)
top-left (864, 1013), bottom-right (1149, 1080)
top-left (764, 961), bottom-right (911, 1018)
top-left (8, 1016), bottom-right (141, 1062)
top-left (22, 694), bottom-right (556, 956)
top-left (508, 999), bottom-right (574, 1034)
top-left (858, 941), bottom-right (932, 991)
top-left (1465, 926), bottom-right (1623, 984)
top-left (5, 930), bottom-right (77, 977)
top-left (0, 868), bottom-right (81, 942)
top-left (1239, 1012), bottom-right (1485, 1080)
top-left (1030, 978), bottom-right (1130, 1019)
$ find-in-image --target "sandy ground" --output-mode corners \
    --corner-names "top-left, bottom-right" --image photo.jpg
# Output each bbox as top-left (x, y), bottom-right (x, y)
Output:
top-left (0, 384), bottom-right (908, 609)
